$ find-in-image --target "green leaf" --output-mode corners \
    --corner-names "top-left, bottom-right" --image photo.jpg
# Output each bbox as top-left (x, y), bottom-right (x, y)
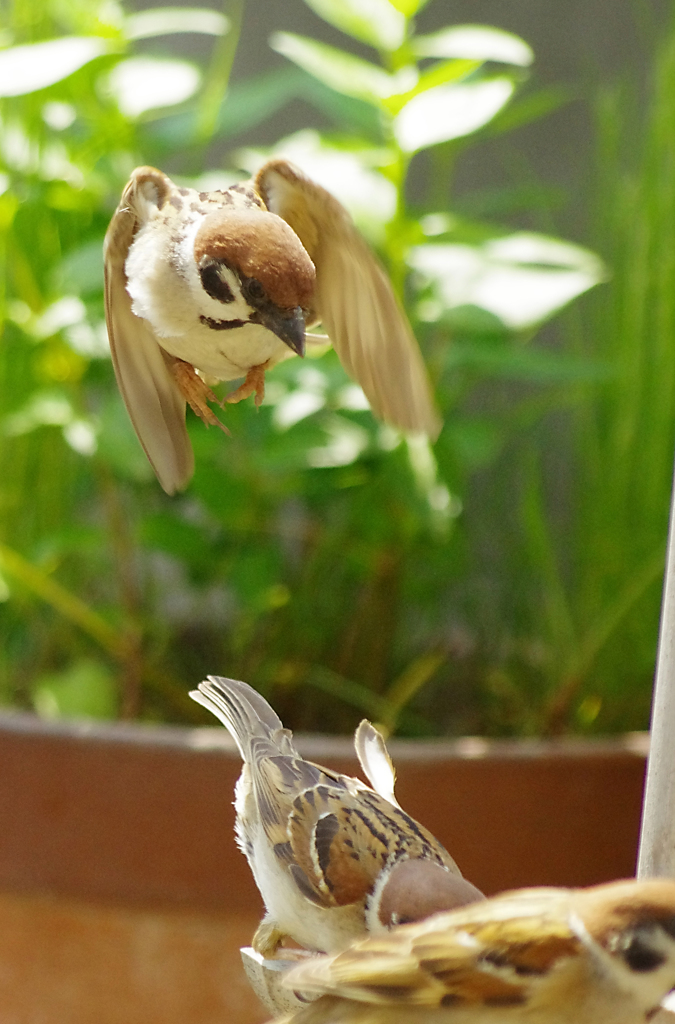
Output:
top-left (301, 0), bottom-right (406, 52)
top-left (106, 57), bottom-right (201, 118)
top-left (446, 416), bottom-right (504, 469)
top-left (215, 66), bottom-right (305, 135)
top-left (486, 85), bottom-right (572, 136)
top-left (144, 67), bottom-right (304, 149)
top-left (0, 36), bottom-right (113, 96)
top-left (414, 25), bottom-right (533, 67)
top-left (302, 665), bottom-right (393, 719)
top-left (294, 75), bottom-right (384, 138)
top-left (443, 338), bottom-right (606, 383)
top-left (235, 130), bottom-right (397, 234)
top-left (140, 513), bottom-right (215, 567)
top-left (381, 651), bottom-right (446, 731)
top-left (227, 549), bottom-right (283, 608)
top-left (126, 7), bottom-right (229, 39)
top-left (53, 240), bottom-right (105, 295)
top-left (395, 76), bottom-right (516, 151)
top-left (382, 57), bottom-right (480, 115)
top-left (96, 393), bottom-right (155, 484)
top-left (388, 0), bottom-right (430, 14)
top-left (270, 31), bottom-right (394, 106)
top-left (410, 233), bottom-right (607, 331)
top-left (32, 659), bottom-right (118, 720)
top-left (413, 57), bottom-right (481, 93)
top-left (452, 182), bottom-right (567, 220)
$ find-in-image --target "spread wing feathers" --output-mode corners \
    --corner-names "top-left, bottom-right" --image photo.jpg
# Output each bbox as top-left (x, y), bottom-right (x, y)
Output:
top-left (189, 676), bottom-right (295, 760)
top-left (283, 893), bottom-right (581, 1009)
top-left (255, 160), bottom-right (442, 440)
top-left (103, 168), bottom-right (192, 495)
top-left (354, 721), bottom-right (398, 807)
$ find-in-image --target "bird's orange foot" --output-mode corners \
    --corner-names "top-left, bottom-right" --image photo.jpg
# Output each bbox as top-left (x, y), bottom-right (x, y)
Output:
top-left (170, 358), bottom-right (230, 434)
top-left (225, 361), bottom-right (270, 408)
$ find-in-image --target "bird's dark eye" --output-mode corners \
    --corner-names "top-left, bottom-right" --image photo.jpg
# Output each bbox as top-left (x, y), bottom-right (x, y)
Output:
top-left (620, 933), bottom-right (666, 972)
top-left (244, 278), bottom-right (266, 304)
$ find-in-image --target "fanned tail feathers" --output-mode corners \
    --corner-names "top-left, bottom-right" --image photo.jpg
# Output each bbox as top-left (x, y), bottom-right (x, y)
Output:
top-left (189, 675), bottom-right (296, 759)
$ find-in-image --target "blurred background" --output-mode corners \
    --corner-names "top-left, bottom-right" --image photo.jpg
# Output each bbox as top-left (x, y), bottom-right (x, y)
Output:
top-left (1, 0), bottom-right (674, 739)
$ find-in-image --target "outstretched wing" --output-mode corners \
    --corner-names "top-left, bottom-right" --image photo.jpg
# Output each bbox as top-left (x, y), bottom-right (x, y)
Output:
top-left (254, 159), bottom-right (442, 440)
top-left (103, 166), bottom-right (193, 494)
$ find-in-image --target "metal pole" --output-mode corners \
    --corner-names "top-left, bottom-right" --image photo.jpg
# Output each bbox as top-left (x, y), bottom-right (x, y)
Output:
top-left (638, 458), bottom-right (675, 878)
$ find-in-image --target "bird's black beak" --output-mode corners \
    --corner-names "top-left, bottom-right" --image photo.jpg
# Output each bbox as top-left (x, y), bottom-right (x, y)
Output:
top-left (265, 306), bottom-right (306, 357)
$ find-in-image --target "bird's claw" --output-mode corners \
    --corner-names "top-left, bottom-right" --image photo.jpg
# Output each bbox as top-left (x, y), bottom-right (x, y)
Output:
top-left (225, 361), bottom-right (270, 408)
top-left (170, 357), bottom-right (230, 434)
top-left (252, 918), bottom-right (287, 959)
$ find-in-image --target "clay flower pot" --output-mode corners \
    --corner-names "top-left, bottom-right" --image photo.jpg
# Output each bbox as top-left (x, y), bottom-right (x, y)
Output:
top-left (0, 712), bottom-right (648, 1024)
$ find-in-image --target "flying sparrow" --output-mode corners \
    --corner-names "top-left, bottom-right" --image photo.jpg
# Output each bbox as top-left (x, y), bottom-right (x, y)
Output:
top-left (189, 675), bottom-right (483, 957)
top-left (103, 159), bottom-right (441, 494)
top-left (275, 878), bottom-right (675, 1024)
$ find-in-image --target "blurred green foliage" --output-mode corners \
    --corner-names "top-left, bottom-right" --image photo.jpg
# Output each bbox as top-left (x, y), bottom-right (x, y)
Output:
top-left (535, 21), bottom-right (675, 735)
top-left (0, 0), bottom-right (656, 736)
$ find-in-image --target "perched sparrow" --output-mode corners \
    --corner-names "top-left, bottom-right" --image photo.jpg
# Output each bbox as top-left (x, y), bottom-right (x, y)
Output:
top-left (276, 878), bottom-right (675, 1024)
top-left (190, 676), bottom-right (483, 957)
top-left (103, 159), bottom-right (441, 493)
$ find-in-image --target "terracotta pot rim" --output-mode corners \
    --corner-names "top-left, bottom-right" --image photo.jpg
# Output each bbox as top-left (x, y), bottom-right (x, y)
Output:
top-left (0, 709), bottom-right (649, 761)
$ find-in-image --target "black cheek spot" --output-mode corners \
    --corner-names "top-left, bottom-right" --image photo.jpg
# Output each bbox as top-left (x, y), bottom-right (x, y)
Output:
top-left (199, 263), bottom-right (235, 304)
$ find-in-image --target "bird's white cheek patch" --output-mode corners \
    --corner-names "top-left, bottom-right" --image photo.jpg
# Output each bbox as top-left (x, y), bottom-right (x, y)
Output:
top-left (125, 228), bottom-right (197, 338)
